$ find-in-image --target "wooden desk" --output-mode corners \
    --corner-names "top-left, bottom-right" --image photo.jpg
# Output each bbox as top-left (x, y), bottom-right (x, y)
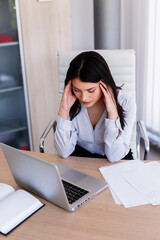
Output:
top-left (0, 149), bottom-right (160, 240)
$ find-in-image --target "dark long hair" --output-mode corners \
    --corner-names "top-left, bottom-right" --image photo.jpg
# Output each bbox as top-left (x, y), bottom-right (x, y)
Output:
top-left (64, 51), bottom-right (126, 129)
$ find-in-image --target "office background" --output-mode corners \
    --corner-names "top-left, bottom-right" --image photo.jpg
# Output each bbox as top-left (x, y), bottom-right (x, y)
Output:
top-left (63, 0), bottom-right (160, 159)
top-left (0, 0), bottom-right (159, 158)
top-left (52, 0), bottom-right (160, 157)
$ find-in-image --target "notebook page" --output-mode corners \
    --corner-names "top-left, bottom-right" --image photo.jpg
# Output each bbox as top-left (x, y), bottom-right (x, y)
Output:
top-left (0, 183), bottom-right (14, 201)
top-left (0, 189), bottom-right (43, 235)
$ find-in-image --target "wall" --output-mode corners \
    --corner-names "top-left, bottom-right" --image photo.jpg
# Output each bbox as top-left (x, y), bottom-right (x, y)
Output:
top-left (120, 0), bottom-right (149, 121)
top-left (70, 0), bottom-right (121, 50)
top-left (70, 0), bottom-right (94, 50)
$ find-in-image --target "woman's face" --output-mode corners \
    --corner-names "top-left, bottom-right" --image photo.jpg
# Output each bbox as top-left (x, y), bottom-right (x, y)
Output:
top-left (72, 77), bottom-right (103, 107)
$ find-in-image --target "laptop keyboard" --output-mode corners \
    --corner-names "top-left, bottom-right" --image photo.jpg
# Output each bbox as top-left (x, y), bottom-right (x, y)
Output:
top-left (62, 180), bottom-right (89, 204)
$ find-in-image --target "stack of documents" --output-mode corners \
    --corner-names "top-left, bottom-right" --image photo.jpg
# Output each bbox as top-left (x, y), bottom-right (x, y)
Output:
top-left (99, 160), bottom-right (160, 208)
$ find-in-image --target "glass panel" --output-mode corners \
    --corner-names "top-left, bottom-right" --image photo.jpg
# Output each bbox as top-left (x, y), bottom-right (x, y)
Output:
top-left (0, 0), bottom-right (18, 42)
top-left (0, 0), bottom-right (30, 150)
top-left (0, 44), bottom-right (22, 89)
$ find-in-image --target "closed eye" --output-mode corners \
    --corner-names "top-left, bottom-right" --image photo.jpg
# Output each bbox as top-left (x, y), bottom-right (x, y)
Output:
top-left (73, 88), bottom-right (81, 92)
top-left (88, 89), bottom-right (95, 93)
top-left (73, 86), bottom-right (97, 93)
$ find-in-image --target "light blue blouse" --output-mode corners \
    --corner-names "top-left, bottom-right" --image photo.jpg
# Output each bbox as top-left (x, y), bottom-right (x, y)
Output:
top-left (54, 90), bottom-right (136, 162)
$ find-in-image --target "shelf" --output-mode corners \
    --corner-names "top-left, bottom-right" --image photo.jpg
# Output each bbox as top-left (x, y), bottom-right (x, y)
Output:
top-left (0, 85), bottom-right (23, 94)
top-left (0, 0), bottom-right (32, 150)
top-left (0, 41), bottom-right (19, 47)
top-left (0, 119), bottom-right (27, 135)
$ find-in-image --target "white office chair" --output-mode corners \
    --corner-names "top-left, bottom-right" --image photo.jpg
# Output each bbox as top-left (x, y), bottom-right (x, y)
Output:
top-left (39, 49), bottom-right (150, 160)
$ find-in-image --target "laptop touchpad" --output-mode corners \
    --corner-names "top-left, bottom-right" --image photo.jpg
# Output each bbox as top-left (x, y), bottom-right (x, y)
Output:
top-left (61, 169), bottom-right (86, 183)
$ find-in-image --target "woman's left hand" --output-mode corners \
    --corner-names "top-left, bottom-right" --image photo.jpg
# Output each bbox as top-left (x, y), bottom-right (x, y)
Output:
top-left (100, 80), bottom-right (119, 119)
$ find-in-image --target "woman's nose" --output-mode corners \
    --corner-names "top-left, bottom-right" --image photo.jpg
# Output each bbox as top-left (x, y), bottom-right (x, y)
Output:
top-left (81, 92), bottom-right (88, 101)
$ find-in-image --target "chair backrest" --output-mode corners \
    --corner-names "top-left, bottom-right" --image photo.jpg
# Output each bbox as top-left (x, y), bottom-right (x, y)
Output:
top-left (58, 49), bottom-right (137, 159)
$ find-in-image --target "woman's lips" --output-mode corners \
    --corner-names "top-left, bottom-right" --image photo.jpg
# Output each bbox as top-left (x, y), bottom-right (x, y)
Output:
top-left (82, 101), bottom-right (91, 105)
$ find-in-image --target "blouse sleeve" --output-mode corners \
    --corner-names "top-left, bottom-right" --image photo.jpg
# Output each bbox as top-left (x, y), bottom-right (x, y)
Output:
top-left (54, 116), bottom-right (78, 158)
top-left (104, 95), bottom-right (136, 162)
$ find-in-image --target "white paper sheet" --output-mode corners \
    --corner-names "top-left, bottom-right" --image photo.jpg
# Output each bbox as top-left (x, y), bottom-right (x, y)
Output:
top-left (99, 160), bottom-right (149, 208)
top-left (119, 161), bottom-right (160, 205)
top-left (109, 186), bottom-right (122, 205)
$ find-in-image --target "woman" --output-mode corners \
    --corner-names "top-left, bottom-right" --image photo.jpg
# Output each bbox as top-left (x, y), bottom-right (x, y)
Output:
top-left (54, 51), bottom-right (136, 162)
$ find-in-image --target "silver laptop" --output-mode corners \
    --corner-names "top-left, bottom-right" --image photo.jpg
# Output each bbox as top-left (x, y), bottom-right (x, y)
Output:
top-left (0, 143), bottom-right (107, 211)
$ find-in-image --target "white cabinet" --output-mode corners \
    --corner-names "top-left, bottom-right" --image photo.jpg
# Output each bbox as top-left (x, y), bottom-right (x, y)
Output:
top-left (0, 0), bottom-right (32, 150)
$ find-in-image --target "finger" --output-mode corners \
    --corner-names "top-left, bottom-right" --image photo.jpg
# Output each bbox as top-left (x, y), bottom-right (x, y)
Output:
top-left (100, 83), bottom-right (109, 96)
top-left (100, 83), bottom-right (117, 107)
top-left (100, 81), bottom-right (110, 94)
top-left (100, 83), bottom-right (107, 91)
top-left (100, 83), bottom-right (106, 94)
top-left (100, 81), bottom-right (116, 101)
top-left (66, 80), bottom-right (71, 88)
top-left (64, 80), bottom-right (72, 94)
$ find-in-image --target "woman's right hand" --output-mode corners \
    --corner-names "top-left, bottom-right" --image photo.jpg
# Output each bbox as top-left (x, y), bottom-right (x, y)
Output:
top-left (58, 80), bottom-right (77, 119)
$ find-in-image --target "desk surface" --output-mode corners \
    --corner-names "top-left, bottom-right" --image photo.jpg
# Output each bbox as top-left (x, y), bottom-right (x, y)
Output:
top-left (0, 149), bottom-right (160, 240)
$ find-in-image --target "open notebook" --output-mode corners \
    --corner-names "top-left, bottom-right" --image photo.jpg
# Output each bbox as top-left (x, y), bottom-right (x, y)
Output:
top-left (0, 183), bottom-right (44, 235)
